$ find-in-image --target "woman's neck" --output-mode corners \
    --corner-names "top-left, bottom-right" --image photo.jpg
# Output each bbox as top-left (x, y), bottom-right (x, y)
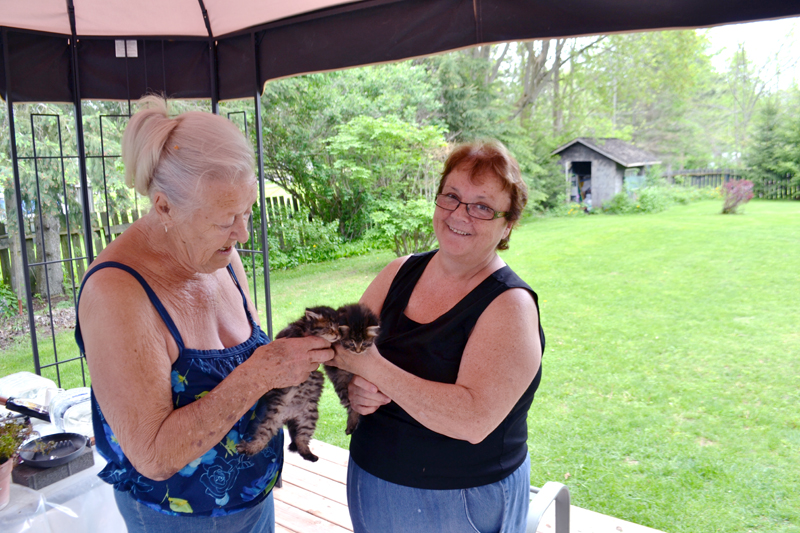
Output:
top-left (432, 249), bottom-right (504, 285)
top-left (108, 212), bottom-right (207, 284)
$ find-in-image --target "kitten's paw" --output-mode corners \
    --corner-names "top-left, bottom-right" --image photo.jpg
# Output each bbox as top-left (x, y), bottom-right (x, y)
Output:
top-left (299, 451), bottom-right (319, 462)
top-left (345, 412), bottom-right (361, 435)
top-left (291, 442), bottom-right (319, 462)
top-left (236, 441), bottom-right (263, 456)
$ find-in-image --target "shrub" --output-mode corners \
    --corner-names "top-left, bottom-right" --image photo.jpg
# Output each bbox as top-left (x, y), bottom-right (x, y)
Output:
top-left (721, 180), bottom-right (754, 214)
top-left (544, 194), bottom-right (590, 217)
top-left (0, 283), bottom-right (18, 319)
top-left (634, 187), bottom-right (673, 213)
top-left (266, 211), bottom-right (340, 269)
top-left (368, 198), bottom-right (437, 257)
top-left (669, 186), bottom-right (722, 204)
top-left (602, 185), bottom-right (721, 215)
top-left (602, 192), bottom-right (635, 214)
top-left (260, 207), bottom-right (388, 270)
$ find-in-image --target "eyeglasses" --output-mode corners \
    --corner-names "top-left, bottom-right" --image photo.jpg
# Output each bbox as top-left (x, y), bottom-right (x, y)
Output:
top-left (434, 194), bottom-right (507, 220)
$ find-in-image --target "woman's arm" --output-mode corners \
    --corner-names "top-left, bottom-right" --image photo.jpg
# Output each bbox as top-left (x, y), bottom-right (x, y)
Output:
top-left (81, 269), bottom-right (331, 481)
top-left (336, 285), bottom-right (542, 445)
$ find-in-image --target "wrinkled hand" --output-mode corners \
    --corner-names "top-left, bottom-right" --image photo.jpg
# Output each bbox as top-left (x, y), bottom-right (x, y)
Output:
top-left (347, 375), bottom-right (390, 416)
top-left (328, 342), bottom-right (367, 374)
top-left (252, 336), bottom-right (334, 390)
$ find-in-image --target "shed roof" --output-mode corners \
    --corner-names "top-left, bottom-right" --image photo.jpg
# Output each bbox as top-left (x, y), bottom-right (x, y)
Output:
top-left (552, 138), bottom-right (661, 168)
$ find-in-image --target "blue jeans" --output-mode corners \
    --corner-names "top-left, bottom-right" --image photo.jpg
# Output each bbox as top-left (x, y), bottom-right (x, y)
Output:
top-left (114, 489), bottom-right (275, 533)
top-left (347, 454), bottom-right (531, 533)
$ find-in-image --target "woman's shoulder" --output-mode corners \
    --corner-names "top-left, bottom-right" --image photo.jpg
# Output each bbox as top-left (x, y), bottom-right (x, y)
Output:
top-left (359, 255), bottom-right (413, 313)
top-left (79, 260), bottom-right (153, 313)
top-left (491, 264), bottom-right (535, 294)
top-left (79, 230), bottom-right (161, 312)
top-left (385, 254), bottom-right (412, 275)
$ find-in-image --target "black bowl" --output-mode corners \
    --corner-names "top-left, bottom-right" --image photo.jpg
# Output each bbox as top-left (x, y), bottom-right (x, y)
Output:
top-left (18, 433), bottom-right (87, 468)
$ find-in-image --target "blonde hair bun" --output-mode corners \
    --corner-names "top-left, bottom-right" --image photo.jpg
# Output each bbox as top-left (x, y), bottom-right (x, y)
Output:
top-left (122, 96), bottom-right (178, 196)
top-left (120, 96), bottom-right (255, 216)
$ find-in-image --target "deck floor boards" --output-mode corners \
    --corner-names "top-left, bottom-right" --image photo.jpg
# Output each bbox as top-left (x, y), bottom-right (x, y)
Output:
top-left (274, 439), bottom-right (666, 533)
top-left (275, 440), bottom-right (353, 532)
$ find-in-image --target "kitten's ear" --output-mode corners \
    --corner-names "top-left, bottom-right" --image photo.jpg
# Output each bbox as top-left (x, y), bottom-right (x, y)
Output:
top-left (366, 326), bottom-right (380, 338)
top-left (306, 309), bottom-right (322, 320)
top-left (338, 325), bottom-right (350, 335)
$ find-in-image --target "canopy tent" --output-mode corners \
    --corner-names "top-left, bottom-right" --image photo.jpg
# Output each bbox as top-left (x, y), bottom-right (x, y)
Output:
top-left (3, 0), bottom-right (800, 103)
top-left (2, 0), bottom-right (799, 385)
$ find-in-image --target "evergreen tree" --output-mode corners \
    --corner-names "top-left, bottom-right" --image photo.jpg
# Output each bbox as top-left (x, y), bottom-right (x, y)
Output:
top-left (744, 98), bottom-right (789, 196)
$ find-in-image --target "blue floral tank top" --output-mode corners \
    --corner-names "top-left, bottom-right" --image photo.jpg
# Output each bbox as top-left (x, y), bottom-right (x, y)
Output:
top-left (75, 261), bottom-right (283, 517)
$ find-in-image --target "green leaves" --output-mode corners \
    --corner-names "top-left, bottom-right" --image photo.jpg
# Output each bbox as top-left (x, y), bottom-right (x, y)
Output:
top-left (328, 114), bottom-right (446, 197)
top-left (260, 67), bottom-right (447, 240)
top-left (368, 197), bottom-right (436, 257)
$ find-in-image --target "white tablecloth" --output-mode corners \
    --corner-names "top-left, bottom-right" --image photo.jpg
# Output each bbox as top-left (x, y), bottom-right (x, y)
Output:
top-left (0, 449), bottom-right (126, 532)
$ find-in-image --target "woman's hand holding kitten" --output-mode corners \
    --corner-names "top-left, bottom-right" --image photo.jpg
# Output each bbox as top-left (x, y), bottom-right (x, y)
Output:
top-left (347, 374), bottom-right (391, 416)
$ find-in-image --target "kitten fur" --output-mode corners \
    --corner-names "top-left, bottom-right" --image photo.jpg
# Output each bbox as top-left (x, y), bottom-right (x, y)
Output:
top-left (237, 304), bottom-right (381, 459)
top-left (323, 303), bottom-right (380, 435)
top-left (237, 306), bottom-right (340, 461)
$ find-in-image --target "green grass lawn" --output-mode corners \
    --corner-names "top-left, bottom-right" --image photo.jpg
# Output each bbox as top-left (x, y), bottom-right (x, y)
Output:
top-left (0, 324), bottom-right (89, 388)
top-left (509, 200), bottom-right (800, 532)
top-left (271, 199), bottom-right (800, 533)
top-left (2, 199), bottom-right (798, 532)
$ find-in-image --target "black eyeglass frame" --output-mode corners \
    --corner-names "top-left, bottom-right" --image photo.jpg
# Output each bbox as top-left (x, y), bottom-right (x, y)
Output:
top-left (434, 194), bottom-right (508, 220)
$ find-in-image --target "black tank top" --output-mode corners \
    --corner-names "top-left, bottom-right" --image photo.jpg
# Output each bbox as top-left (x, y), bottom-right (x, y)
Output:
top-left (349, 250), bottom-right (544, 490)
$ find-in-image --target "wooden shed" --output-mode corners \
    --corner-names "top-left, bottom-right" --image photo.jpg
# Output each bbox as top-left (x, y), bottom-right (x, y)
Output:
top-left (552, 138), bottom-right (661, 208)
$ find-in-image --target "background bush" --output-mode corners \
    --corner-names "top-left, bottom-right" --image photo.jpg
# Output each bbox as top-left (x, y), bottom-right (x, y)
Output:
top-left (0, 283), bottom-right (17, 319)
top-left (265, 208), bottom-right (389, 270)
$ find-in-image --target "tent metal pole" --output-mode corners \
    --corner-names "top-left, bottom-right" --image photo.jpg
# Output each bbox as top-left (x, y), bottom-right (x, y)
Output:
top-left (197, 0), bottom-right (219, 113)
top-left (67, 0), bottom-right (92, 385)
top-left (252, 32), bottom-right (273, 339)
top-left (208, 39), bottom-right (219, 113)
top-left (67, 0), bottom-right (95, 267)
top-left (2, 28), bottom-right (41, 374)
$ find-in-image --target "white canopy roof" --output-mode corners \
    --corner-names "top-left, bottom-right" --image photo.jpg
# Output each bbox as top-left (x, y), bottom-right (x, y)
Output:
top-left (1, 0), bottom-right (361, 38)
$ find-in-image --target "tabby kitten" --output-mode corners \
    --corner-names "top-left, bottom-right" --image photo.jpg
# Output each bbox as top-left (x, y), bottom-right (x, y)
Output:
top-left (237, 306), bottom-right (340, 461)
top-left (323, 303), bottom-right (381, 435)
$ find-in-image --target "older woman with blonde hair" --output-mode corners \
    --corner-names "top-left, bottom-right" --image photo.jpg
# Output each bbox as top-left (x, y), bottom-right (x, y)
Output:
top-left (75, 96), bottom-right (333, 533)
top-left (329, 140), bottom-right (544, 533)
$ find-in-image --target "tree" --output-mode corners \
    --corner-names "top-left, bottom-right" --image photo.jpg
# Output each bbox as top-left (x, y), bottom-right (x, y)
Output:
top-left (745, 96), bottom-right (797, 197)
top-left (422, 48), bottom-right (505, 142)
top-left (260, 64), bottom-right (444, 240)
top-left (327, 115), bottom-right (446, 199)
top-left (1, 104), bottom-right (75, 299)
top-left (725, 47), bottom-right (769, 165)
top-left (782, 87), bottom-right (800, 193)
top-left (573, 31), bottom-right (718, 169)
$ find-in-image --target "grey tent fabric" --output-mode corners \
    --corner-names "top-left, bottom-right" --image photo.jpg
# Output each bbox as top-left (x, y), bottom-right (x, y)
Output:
top-left (2, 0), bottom-right (800, 103)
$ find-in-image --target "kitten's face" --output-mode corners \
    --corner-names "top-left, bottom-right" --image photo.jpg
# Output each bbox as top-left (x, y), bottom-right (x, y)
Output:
top-left (337, 303), bottom-right (380, 354)
top-left (338, 324), bottom-right (380, 353)
top-left (305, 308), bottom-right (341, 342)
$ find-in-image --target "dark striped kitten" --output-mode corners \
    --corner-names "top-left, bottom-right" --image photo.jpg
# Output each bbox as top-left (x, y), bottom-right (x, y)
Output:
top-left (324, 304), bottom-right (380, 435)
top-left (237, 306), bottom-right (340, 461)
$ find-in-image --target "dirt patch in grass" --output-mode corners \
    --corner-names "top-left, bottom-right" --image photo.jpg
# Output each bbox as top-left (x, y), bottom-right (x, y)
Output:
top-left (0, 296), bottom-right (76, 350)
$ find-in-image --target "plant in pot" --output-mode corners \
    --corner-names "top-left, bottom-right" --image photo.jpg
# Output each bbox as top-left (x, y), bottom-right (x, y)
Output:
top-left (0, 414), bottom-right (33, 510)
